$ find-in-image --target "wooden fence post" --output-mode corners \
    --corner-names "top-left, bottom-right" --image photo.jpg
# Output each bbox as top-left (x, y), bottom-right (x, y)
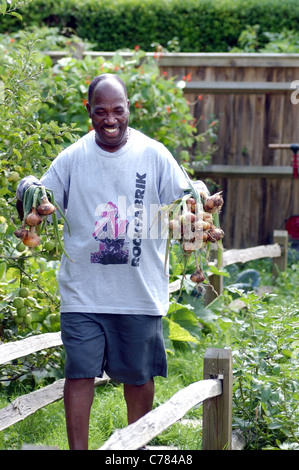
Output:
top-left (204, 244), bottom-right (223, 305)
top-left (272, 230), bottom-right (288, 277)
top-left (202, 348), bottom-right (233, 450)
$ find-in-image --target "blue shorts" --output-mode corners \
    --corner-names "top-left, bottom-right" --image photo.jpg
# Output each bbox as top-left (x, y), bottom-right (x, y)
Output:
top-left (60, 313), bottom-right (167, 385)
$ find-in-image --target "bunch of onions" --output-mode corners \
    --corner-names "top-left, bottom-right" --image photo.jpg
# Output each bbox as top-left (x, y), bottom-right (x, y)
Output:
top-left (14, 185), bottom-right (56, 247)
top-left (14, 183), bottom-right (72, 260)
top-left (157, 165), bottom-right (225, 292)
top-left (168, 195), bottom-right (224, 253)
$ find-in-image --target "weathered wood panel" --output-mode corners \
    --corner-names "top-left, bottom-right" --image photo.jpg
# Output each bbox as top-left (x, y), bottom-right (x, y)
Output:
top-left (158, 54), bottom-right (299, 249)
top-left (202, 348), bottom-right (233, 450)
top-left (222, 243), bottom-right (281, 266)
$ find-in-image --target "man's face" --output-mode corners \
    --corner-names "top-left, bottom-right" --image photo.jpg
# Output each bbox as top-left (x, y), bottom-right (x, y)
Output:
top-left (86, 79), bottom-right (130, 152)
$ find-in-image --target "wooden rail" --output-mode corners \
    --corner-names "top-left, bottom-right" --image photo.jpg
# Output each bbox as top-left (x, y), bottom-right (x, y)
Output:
top-left (45, 50), bottom-right (299, 68)
top-left (0, 331), bottom-right (62, 365)
top-left (0, 373), bottom-right (109, 433)
top-left (185, 81), bottom-right (293, 94)
top-left (192, 164), bottom-right (293, 178)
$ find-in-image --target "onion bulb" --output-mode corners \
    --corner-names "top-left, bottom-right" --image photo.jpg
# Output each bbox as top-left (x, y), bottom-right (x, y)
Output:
top-left (186, 197), bottom-right (196, 213)
top-left (22, 227), bottom-right (41, 247)
top-left (190, 269), bottom-right (205, 283)
top-left (208, 228), bottom-right (225, 241)
top-left (37, 196), bottom-right (56, 216)
top-left (14, 227), bottom-right (28, 239)
top-left (180, 212), bottom-right (195, 239)
top-left (202, 211), bottom-right (213, 223)
top-left (203, 192), bottom-right (224, 214)
top-left (180, 212), bottom-right (196, 225)
top-left (25, 207), bottom-right (43, 226)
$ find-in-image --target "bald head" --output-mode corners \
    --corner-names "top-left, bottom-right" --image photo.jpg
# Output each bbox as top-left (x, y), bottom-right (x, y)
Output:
top-left (88, 74), bottom-right (128, 104)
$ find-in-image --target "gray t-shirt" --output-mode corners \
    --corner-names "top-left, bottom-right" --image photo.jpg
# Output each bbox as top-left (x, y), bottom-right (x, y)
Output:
top-left (40, 128), bottom-right (206, 316)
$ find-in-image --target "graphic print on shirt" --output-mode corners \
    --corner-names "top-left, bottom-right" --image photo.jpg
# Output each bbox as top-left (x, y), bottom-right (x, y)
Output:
top-left (131, 172), bottom-right (147, 267)
top-left (90, 201), bottom-right (130, 265)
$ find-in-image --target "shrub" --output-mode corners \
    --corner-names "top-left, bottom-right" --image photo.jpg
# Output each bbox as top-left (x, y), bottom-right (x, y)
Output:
top-left (0, 32), bottom-right (79, 342)
top-left (231, 24), bottom-right (299, 53)
top-left (1, 0), bottom-right (299, 52)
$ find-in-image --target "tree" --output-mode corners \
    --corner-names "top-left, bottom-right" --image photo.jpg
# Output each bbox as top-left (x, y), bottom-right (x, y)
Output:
top-left (0, 4), bottom-right (79, 340)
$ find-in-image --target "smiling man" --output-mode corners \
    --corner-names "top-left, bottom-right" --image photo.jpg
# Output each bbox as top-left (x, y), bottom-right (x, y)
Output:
top-left (16, 73), bottom-right (209, 450)
top-left (86, 75), bottom-right (130, 152)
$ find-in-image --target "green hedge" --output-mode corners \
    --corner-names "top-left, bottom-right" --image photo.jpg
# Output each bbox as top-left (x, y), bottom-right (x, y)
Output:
top-left (1, 0), bottom-right (299, 52)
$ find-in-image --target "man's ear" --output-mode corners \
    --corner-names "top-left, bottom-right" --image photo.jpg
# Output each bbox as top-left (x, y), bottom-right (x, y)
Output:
top-left (86, 102), bottom-right (91, 117)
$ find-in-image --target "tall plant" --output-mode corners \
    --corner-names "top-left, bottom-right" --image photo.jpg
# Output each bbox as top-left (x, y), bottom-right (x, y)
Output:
top-left (0, 29), bottom-right (79, 341)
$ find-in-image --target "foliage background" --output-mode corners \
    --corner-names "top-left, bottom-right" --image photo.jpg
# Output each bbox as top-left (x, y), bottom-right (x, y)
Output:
top-left (1, 0), bottom-right (299, 52)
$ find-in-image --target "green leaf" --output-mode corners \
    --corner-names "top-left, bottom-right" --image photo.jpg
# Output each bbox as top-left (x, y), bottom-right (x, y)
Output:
top-left (12, 148), bottom-right (22, 160)
top-left (169, 319), bottom-right (199, 343)
top-left (0, 261), bottom-right (6, 279)
top-left (163, 316), bottom-right (199, 344)
top-left (261, 386), bottom-right (271, 402)
top-left (169, 303), bottom-right (198, 326)
top-left (207, 264), bottom-right (229, 277)
top-left (281, 349), bottom-right (292, 359)
top-left (0, 1), bottom-right (7, 15)
top-left (9, 11), bottom-right (22, 21)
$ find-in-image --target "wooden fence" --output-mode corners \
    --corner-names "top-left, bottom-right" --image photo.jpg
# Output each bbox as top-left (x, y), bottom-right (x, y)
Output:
top-left (0, 338), bottom-right (232, 451)
top-left (100, 348), bottom-right (232, 451)
top-left (0, 230), bottom-right (288, 450)
top-left (48, 50), bottom-right (299, 249)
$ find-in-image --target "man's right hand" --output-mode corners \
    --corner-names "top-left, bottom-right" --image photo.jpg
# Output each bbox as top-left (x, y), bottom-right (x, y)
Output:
top-left (16, 175), bottom-right (42, 221)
